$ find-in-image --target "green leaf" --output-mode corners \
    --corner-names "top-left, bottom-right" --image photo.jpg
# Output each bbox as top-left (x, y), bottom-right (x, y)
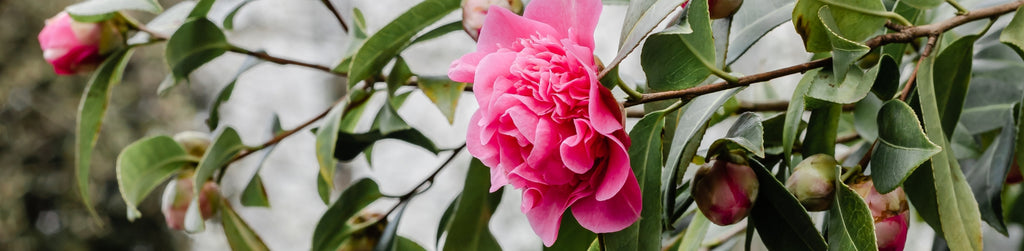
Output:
top-left (915, 39), bottom-right (985, 251)
top-left (417, 77), bottom-right (466, 124)
top-left (792, 0), bottom-right (887, 52)
top-left (960, 78), bottom-right (1021, 135)
top-left (677, 212), bottom-right (711, 251)
top-left (66, 0), bottom-right (162, 22)
top-left (726, 0), bottom-right (796, 65)
top-left (334, 105), bottom-right (440, 161)
top-left (802, 101), bottom-right (841, 157)
top-left (641, 0), bottom-right (715, 91)
top-left (435, 197), bottom-right (458, 245)
top-left (396, 236), bottom-right (428, 251)
top-left (312, 179), bottom-right (383, 251)
top-left (749, 159), bottom-right (827, 251)
top-left (784, 71), bottom-right (814, 169)
top-left (387, 57), bottom-right (415, 97)
top-left (853, 92), bottom-right (883, 142)
top-left (75, 48), bottom-right (134, 221)
top-left (332, 8), bottom-right (369, 74)
top-left (220, 199), bottom-right (270, 251)
top-left (441, 159), bottom-right (503, 251)
top-left (606, 0), bottom-right (688, 72)
top-left (708, 112), bottom-right (766, 158)
top-left (899, 0), bottom-right (943, 10)
top-left (224, 0), bottom-right (258, 30)
top-left (165, 18), bottom-right (230, 82)
top-left (116, 136), bottom-right (190, 220)
top-left (1002, 7), bottom-right (1024, 61)
top-left (241, 115), bottom-right (283, 208)
top-left (188, 0), bottom-right (215, 18)
top-left (345, 0), bottom-right (460, 86)
top-left (408, 21), bottom-right (464, 46)
top-left (185, 127), bottom-right (247, 232)
top-left (817, 6), bottom-right (871, 82)
top-left (764, 113), bottom-right (805, 155)
top-left (870, 55), bottom-right (901, 100)
top-left (207, 56), bottom-right (262, 130)
top-left (606, 111), bottom-right (666, 251)
top-left (827, 176), bottom-right (877, 251)
top-left (543, 214), bottom-right (595, 251)
top-left (315, 98), bottom-right (350, 201)
top-left (931, 35), bottom-right (980, 138)
top-left (963, 109), bottom-right (1016, 235)
top-left (376, 203), bottom-right (408, 251)
top-left (870, 100), bottom-right (941, 193)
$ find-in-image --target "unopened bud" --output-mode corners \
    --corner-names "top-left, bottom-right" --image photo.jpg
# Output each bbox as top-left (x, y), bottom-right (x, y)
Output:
top-left (785, 154), bottom-right (837, 211)
top-left (173, 131), bottom-right (211, 159)
top-left (850, 178), bottom-right (908, 251)
top-left (681, 0), bottom-right (744, 19)
top-left (161, 169), bottom-right (220, 230)
top-left (462, 0), bottom-right (523, 40)
top-left (693, 153), bottom-right (759, 225)
top-left (38, 12), bottom-right (125, 75)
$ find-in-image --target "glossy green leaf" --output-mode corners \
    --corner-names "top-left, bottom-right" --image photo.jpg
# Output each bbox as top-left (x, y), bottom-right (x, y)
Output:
top-left (605, 0), bottom-right (688, 72)
top-left (441, 159), bottom-right (503, 251)
top-left (208, 56), bottom-right (262, 130)
top-left (792, 0), bottom-right (887, 52)
top-left (641, 0), bottom-right (715, 91)
top-left (312, 179), bottom-right (383, 251)
top-left (315, 98), bottom-right (350, 202)
top-left (1002, 7), bottom-right (1024, 60)
top-left (417, 77), bottom-right (466, 124)
top-left (870, 55), bottom-right (901, 100)
top-left (784, 71), bottom-right (814, 169)
top-left (187, 0), bottom-right (215, 18)
top-left (186, 127), bottom-right (247, 232)
top-left (220, 199), bottom-right (270, 251)
top-left (397, 236), bottom-right (427, 251)
top-left (932, 35), bottom-right (980, 138)
top-left (827, 176), bottom-right (877, 251)
top-left (870, 100), bottom-right (941, 193)
top-left (345, 0), bottom-right (460, 87)
top-left (75, 48), bottom-right (134, 221)
top-left (224, 0), bottom-right (257, 30)
top-left (165, 18), bottom-right (230, 82)
top-left (66, 0), bottom-right (162, 22)
top-left (963, 109), bottom-right (1016, 235)
top-left (818, 6), bottom-right (870, 82)
top-left (708, 112), bottom-right (766, 158)
top-left (543, 214), bottom-right (595, 251)
top-left (116, 136), bottom-right (191, 220)
top-left (749, 159), bottom-right (827, 251)
top-left (726, 0), bottom-right (796, 65)
top-left (915, 41), bottom-right (984, 251)
top-left (334, 105), bottom-right (439, 161)
top-left (607, 110), bottom-right (666, 251)
top-left (677, 212), bottom-right (711, 251)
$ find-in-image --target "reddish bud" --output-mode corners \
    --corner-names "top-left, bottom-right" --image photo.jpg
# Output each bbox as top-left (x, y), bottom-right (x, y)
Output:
top-left (785, 154), bottom-right (837, 211)
top-left (461, 0), bottom-right (523, 40)
top-left (38, 12), bottom-right (124, 75)
top-left (161, 169), bottom-right (220, 230)
top-left (850, 178), bottom-right (909, 251)
top-left (693, 153), bottom-right (759, 225)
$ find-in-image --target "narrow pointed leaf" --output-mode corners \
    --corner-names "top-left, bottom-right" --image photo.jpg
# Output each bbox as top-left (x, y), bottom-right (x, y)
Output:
top-left (442, 159), bottom-right (503, 251)
top-left (827, 170), bottom-right (877, 251)
top-left (963, 109), bottom-right (1016, 235)
top-left (315, 99), bottom-right (350, 201)
top-left (208, 56), bottom-right (262, 131)
top-left (221, 199), bottom-right (270, 251)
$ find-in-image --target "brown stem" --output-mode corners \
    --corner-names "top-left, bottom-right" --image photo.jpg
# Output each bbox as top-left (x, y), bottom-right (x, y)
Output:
top-left (383, 144), bottom-right (467, 216)
top-left (899, 35), bottom-right (939, 101)
top-left (625, 0), bottom-right (1024, 107)
top-left (228, 47), bottom-right (342, 76)
top-left (319, 0), bottom-right (350, 33)
top-left (228, 96), bottom-right (348, 164)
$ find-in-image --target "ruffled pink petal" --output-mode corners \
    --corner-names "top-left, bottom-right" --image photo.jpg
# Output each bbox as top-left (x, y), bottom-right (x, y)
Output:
top-left (587, 76), bottom-right (624, 135)
top-left (522, 187), bottom-right (572, 247)
top-left (524, 0), bottom-right (602, 49)
top-left (469, 51), bottom-right (516, 106)
top-left (467, 112), bottom-right (500, 167)
top-left (570, 172), bottom-right (641, 233)
top-left (449, 51), bottom-right (488, 83)
top-left (560, 119), bottom-right (595, 174)
top-left (593, 137), bottom-right (630, 201)
top-left (478, 7), bottom-right (560, 52)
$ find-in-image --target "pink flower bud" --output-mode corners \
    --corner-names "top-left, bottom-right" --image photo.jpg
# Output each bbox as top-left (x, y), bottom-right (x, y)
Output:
top-left (37, 12), bottom-right (123, 75)
top-left (173, 131), bottom-right (212, 159)
top-left (850, 178), bottom-right (909, 251)
top-left (161, 170), bottom-right (220, 230)
top-left (785, 154), bottom-right (837, 211)
top-left (461, 0), bottom-right (523, 40)
top-left (681, 0), bottom-right (744, 19)
top-left (693, 153), bottom-right (759, 225)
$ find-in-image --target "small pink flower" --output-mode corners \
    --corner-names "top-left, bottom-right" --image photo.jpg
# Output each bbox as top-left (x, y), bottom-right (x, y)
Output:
top-left (851, 178), bottom-right (909, 251)
top-left (449, 0), bottom-right (640, 246)
top-left (37, 12), bottom-right (120, 75)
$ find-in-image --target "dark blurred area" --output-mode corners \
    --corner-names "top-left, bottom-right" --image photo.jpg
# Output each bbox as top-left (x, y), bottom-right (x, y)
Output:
top-left (0, 0), bottom-right (201, 250)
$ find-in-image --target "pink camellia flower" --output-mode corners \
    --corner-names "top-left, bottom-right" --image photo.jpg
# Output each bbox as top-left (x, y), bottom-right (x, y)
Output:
top-left (449, 0), bottom-right (640, 246)
top-left (850, 178), bottom-right (909, 251)
top-left (161, 170), bottom-right (220, 230)
top-left (37, 12), bottom-right (121, 75)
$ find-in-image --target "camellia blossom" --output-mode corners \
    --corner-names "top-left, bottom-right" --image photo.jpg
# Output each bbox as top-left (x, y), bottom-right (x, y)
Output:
top-left (448, 0), bottom-right (640, 246)
top-left (37, 12), bottom-right (121, 75)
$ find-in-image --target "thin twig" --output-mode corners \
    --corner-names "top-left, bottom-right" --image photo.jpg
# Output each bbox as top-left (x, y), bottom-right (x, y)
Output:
top-left (383, 144), bottom-right (468, 216)
top-left (899, 35), bottom-right (939, 101)
top-left (228, 96), bottom-right (348, 164)
top-left (319, 0), bottom-right (350, 33)
top-left (228, 47), bottom-right (342, 76)
top-left (626, 0), bottom-right (1024, 107)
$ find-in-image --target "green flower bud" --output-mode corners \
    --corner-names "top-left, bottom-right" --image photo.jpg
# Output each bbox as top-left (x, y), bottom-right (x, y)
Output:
top-left (785, 154), bottom-right (838, 211)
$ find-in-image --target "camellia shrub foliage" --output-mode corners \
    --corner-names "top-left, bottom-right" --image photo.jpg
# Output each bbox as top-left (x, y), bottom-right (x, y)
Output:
top-left (38, 0), bottom-right (1024, 249)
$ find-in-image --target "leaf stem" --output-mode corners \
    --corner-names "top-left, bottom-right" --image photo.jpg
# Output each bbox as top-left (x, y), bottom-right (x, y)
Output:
top-left (946, 0), bottom-right (970, 15)
top-left (820, 0), bottom-right (913, 26)
top-left (617, 80), bottom-right (644, 101)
